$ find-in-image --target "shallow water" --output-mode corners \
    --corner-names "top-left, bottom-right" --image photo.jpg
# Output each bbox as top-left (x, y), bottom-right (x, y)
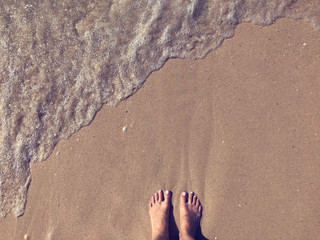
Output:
top-left (0, 0), bottom-right (319, 217)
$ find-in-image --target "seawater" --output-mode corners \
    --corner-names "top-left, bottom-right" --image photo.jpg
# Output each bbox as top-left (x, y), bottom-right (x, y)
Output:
top-left (0, 0), bottom-right (319, 217)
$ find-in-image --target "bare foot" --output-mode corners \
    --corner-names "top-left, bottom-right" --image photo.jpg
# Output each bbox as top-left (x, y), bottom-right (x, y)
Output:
top-left (179, 192), bottom-right (202, 240)
top-left (149, 190), bottom-right (172, 240)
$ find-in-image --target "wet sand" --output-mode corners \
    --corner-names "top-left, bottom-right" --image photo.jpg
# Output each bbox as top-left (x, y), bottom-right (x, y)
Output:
top-left (0, 18), bottom-right (319, 239)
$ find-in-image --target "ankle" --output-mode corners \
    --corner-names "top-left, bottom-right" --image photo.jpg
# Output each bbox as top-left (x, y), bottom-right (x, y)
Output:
top-left (152, 231), bottom-right (169, 240)
top-left (152, 236), bottom-right (168, 240)
top-left (179, 232), bottom-right (195, 240)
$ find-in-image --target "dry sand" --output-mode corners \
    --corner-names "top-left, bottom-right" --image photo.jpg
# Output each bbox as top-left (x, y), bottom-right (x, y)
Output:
top-left (0, 18), bottom-right (319, 240)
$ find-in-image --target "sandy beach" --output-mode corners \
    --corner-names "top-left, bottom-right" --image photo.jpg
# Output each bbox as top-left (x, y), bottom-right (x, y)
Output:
top-left (0, 18), bottom-right (319, 239)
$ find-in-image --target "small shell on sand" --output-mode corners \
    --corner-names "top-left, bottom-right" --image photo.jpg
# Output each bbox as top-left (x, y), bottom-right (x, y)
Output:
top-left (24, 234), bottom-right (28, 240)
top-left (122, 126), bottom-right (127, 132)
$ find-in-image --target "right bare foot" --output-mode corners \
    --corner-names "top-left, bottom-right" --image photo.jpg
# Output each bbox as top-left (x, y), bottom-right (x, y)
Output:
top-left (179, 192), bottom-right (202, 240)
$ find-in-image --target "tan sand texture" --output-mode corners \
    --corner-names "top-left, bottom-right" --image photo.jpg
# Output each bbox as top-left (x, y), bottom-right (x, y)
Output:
top-left (0, 18), bottom-right (319, 239)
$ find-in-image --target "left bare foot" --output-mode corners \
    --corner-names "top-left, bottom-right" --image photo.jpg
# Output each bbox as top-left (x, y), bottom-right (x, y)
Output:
top-left (149, 190), bottom-right (172, 240)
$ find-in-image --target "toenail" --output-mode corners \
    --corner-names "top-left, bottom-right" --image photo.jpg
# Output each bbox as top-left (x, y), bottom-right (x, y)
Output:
top-left (182, 192), bottom-right (187, 196)
top-left (190, 192), bottom-right (194, 194)
top-left (159, 190), bottom-right (162, 192)
top-left (165, 190), bottom-right (169, 195)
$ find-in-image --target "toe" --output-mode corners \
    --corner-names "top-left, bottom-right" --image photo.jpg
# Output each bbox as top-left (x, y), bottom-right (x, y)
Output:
top-left (159, 190), bottom-right (164, 201)
top-left (199, 205), bottom-right (203, 213)
top-left (155, 192), bottom-right (159, 202)
top-left (193, 195), bottom-right (197, 205)
top-left (152, 195), bottom-right (155, 204)
top-left (164, 190), bottom-right (172, 203)
top-left (189, 192), bottom-right (194, 203)
top-left (181, 192), bottom-right (188, 205)
top-left (196, 198), bottom-right (200, 207)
